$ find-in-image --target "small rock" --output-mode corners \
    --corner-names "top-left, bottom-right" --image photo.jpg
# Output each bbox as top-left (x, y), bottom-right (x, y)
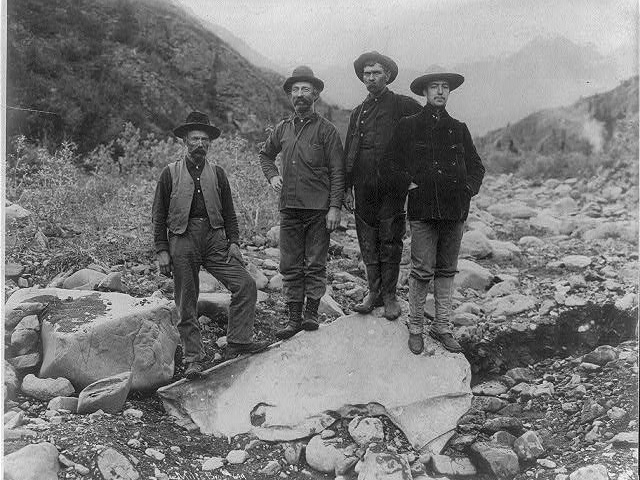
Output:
top-left (606, 407), bottom-right (627, 421)
top-left (348, 416), bottom-right (384, 446)
top-left (97, 448), bottom-right (139, 480)
top-left (202, 457), bottom-right (225, 471)
top-left (491, 431), bottom-right (517, 447)
top-left (470, 441), bottom-right (520, 480)
top-left (537, 458), bottom-right (557, 469)
top-left (226, 449), bottom-right (249, 464)
top-left (47, 396), bottom-right (78, 413)
top-left (77, 371), bottom-right (132, 414)
top-left (305, 435), bottom-right (348, 474)
top-left (505, 367), bottom-right (536, 383)
top-left (21, 374), bottom-right (75, 401)
top-left (472, 395), bottom-right (509, 412)
top-left (357, 448), bottom-right (412, 480)
top-left (582, 345), bottom-right (617, 366)
top-left (569, 464), bottom-right (608, 480)
top-left (513, 431), bottom-right (545, 461)
top-left (145, 448), bottom-right (165, 461)
top-left (3, 442), bottom-right (60, 480)
top-left (123, 408), bottom-right (143, 419)
top-left (609, 431), bottom-right (638, 446)
top-left (472, 380), bottom-right (509, 396)
top-left (284, 442), bottom-right (304, 465)
top-left (482, 416), bottom-right (524, 434)
top-left (260, 460), bottom-right (282, 475)
top-left (216, 336), bottom-right (228, 348)
top-left (74, 463), bottom-right (90, 475)
top-left (431, 454), bottom-right (477, 476)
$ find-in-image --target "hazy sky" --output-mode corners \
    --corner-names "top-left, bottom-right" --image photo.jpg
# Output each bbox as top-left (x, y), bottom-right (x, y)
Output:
top-left (178, 0), bottom-right (638, 70)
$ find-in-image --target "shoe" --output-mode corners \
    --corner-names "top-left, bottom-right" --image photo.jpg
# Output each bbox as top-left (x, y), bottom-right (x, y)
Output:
top-left (301, 298), bottom-right (320, 331)
top-left (429, 330), bottom-right (463, 353)
top-left (276, 302), bottom-right (303, 339)
top-left (408, 333), bottom-right (424, 355)
top-left (354, 264), bottom-right (382, 313)
top-left (225, 340), bottom-right (270, 360)
top-left (184, 361), bottom-right (204, 379)
top-left (380, 263), bottom-right (402, 320)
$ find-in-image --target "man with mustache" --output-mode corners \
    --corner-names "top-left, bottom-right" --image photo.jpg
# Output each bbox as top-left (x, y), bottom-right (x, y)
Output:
top-left (343, 52), bottom-right (421, 320)
top-left (153, 111), bottom-right (269, 379)
top-left (384, 70), bottom-right (485, 354)
top-left (260, 66), bottom-right (345, 339)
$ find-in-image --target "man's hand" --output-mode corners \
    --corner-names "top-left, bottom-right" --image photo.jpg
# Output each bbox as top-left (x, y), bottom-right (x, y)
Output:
top-left (326, 206), bottom-right (341, 232)
top-left (269, 175), bottom-right (283, 193)
top-left (157, 250), bottom-right (172, 277)
top-left (226, 243), bottom-right (244, 264)
top-left (343, 188), bottom-right (354, 212)
top-left (408, 182), bottom-right (418, 190)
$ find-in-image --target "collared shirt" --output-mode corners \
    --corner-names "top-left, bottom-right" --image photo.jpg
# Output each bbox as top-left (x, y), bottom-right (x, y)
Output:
top-left (259, 112), bottom-right (345, 211)
top-left (152, 157), bottom-right (240, 253)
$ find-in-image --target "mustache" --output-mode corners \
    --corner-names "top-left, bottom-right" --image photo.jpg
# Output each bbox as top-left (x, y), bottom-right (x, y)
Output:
top-left (294, 98), bottom-right (312, 105)
top-left (191, 147), bottom-right (206, 155)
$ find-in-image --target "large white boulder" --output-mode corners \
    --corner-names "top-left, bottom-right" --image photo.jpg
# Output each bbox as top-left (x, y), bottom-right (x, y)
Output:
top-left (5, 288), bottom-right (180, 391)
top-left (3, 442), bottom-right (59, 480)
top-left (159, 314), bottom-right (471, 452)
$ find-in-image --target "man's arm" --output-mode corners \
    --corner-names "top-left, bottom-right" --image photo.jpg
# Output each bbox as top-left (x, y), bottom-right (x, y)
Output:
top-left (461, 123), bottom-right (485, 196)
top-left (401, 95), bottom-right (422, 117)
top-left (216, 166), bottom-right (240, 246)
top-left (325, 124), bottom-right (345, 210)
top-left (152, 166), bottom-right (173, 276)
top-left (258, 123), bottom-right (283, 187)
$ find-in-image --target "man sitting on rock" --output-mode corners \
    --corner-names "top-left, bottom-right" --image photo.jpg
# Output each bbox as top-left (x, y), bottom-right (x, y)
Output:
top-left (384, 70), bottom-right (485, 354)
top-left (259, 66), bottom-right (345, 339)
top-left (152, 111), bottom-right (269, 378)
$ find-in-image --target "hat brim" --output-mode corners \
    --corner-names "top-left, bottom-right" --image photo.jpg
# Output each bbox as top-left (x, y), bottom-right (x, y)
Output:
top-left (283, 76), bottom-right (324, 93)
top-left (173, 123), bottom-right (221, 140)
top-left (410, 73), bottom-right (464, 95)
top-left (354, 52), bottom-right (398, 84)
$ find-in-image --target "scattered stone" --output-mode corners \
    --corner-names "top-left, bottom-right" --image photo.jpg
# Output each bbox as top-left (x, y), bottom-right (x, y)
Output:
top-left (123, 408), bottom-right (144, 419)
top-left (63, 268), bottom-right (107, 290)
top-left (460, 230), bottom-right (493, 259)
top-left (305, 435), bottom-right (349, 473)
top-left (5, 262), bottom-right (25, 278)
top-left (485, 294), bottom-right (536, 317)
top-left (284, 442), bottom-right (304, 465)
top-left (582, 345), bottom-right (618, 366)
top-left (8, 352), bottom-right (40, 370)
top-left (3, 442), bottom-right (59, 480)
top-left (482, 417), bottom-right (524, 435)
top-left (455, 259), bottom-right (493, 291)
top-left (559, 255), bottom-right (592, 269)
top-left (537, 458), bottom-right (557, 468)
top-left (77, 371), bottom-right (132, 414)
top-left (505, 367), bottom-right (537, 383)
top-left (98, 272), bottom-right (125, 292)
top-left (568, 464), bottom-right (608, 480)
top-left (202, 456), bottom-right (225, 471)
top-left (348, 416), bottom-right (384, 446)
top-left (491, 431), bottom-right (517, 447)
top-left (216, 336), bottom-right (228, 348)
top-left (97, 447), bottom-right (139, 479)
top-left (21, 374), bottom-right (75, 401)
top-left (260, 460), bottom-right (282, 475)
top-left (268, 273), bottom-right (284, 291)
top-left (431, 454), bottom-right (477, 476)
top-left (580, 398), bottom-right (605, 424)
top-left (472, 396), bottom-right (508, 412)
top-left (226, 449), bottom-right (249, 464)
top-left (606, 407), bottom-right (627, 421)
top-left (319, 293), bottom-right (344, 318)
top-left (321, 429), bottom-right (336, 439)
top-left (472, 380), bottom-right (509, 396)
top-left (357, 448), bottom-right (412, 480)
top-left (513, 431), bottom-right (545, 461)
top-left (4, 361), bottom-right (19, 400)
top-left (145, 448), bottom-right (165, 461)
top-left (470, 441), bottom-right (520, 480)
top-left (246, 263), bottom-right (269, 290)
top-left (47, 396), bottom-right (78, 413)
top-left (266, 226), bottom-right (280, 247)
top-left (609, 431), bottom-right (639, 446)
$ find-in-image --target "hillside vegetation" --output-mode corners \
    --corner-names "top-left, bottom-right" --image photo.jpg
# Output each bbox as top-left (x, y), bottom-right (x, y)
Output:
top-left (6, 0), bottom-right (345, 153)
top-left (477, 76), bottom-right (639, 179)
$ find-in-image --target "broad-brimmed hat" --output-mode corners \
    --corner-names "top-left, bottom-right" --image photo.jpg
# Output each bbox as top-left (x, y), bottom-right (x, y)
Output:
top-left (353, 51), bottom-right (398, 84)
top-left (173, 111), bottom-right (221, 140)
top-left (282, 65), bottom-right (325, 94)
top-left (410, 70), bottom-right (465, 96)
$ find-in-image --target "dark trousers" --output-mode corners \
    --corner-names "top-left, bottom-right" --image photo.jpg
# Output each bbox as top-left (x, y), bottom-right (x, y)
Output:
top-left (279, 209), bottom-right (330, 303)
top-left (169, 218), bottom-right (257, 362)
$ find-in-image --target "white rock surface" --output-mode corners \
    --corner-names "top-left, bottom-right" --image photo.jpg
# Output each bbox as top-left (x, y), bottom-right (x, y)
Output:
top-left (159, 314), bottom-right (471, 451)
top-left (6, 288), bottom-right (180, 391)
top-left (3, 442), bottom-right (60, 480)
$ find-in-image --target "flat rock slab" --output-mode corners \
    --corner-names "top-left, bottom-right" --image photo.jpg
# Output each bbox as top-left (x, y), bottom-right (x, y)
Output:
top-left (5, 288), bottom-right (180, 391)
top-left (158, 313), bottom-right (471, 451)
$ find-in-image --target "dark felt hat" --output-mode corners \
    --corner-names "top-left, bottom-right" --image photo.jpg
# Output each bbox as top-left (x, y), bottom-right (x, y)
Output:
top-left (353, 51), bottom-right (399, 84)
top-left (173, 111), bottom-right (221, 140)
top-left (410, 70), bottom-right (465, 95)
top-left (282, 65), bottom-right (325, 94)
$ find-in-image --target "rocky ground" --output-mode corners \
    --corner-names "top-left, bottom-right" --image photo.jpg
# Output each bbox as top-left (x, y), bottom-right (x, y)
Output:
top-left (3, 172), bottom-right (639, 479)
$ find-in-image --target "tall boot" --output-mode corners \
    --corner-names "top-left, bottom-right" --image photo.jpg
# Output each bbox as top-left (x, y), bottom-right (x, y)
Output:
top-left (275, 302), bottom-right (303, 340)
top-left (302, 297), bottom-right (321, 331)
top-left (380, 263), bottom-right (402, 320)
top-left (430, 276), bottom-right (462, 352)
top-left (353, 264), bottom-right (383, 313)
top-left (408, 276), bottom-right (430, 354)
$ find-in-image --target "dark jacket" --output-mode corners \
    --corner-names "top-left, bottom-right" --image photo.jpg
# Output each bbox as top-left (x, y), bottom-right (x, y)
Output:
top-left (344, 89), bottom-right (421, 189)
top-left (384, 104), bottom-right (485, 221)
top-left (259, 112), bottom-right (345, 211)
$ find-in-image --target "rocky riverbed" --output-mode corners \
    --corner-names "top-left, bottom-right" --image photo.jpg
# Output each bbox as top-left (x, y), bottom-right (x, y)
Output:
top-left (4, 172), bottom-right (638, 479)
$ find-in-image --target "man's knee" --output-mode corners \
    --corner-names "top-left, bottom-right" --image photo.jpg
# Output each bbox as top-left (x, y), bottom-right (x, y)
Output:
top-left (410, 269), bottom-right (433, 282)
top-left (434, 268), bottom-right (457, 278)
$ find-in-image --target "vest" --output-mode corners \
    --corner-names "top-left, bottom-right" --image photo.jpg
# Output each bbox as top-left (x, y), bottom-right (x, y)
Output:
top-left (166, 158), bottom-right (224, 234)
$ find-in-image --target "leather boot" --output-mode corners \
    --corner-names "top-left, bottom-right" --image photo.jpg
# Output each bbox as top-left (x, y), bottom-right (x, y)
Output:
top-left (275, 302), bottom-right (303, 340)
top-left (431, 276), bottom-right (462, 352)
top-left (302, 298), bottom-right (320, 331)
top-left (408, 276), bottom-right (430, 354)
top-left (381, 263), bottom-right (402, 320)
top-left (353, 264), bottom-right (383, 313)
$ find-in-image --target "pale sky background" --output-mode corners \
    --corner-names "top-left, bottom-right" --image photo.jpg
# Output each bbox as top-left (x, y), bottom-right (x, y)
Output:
top-left (178, 0), bottom-right (638, 70)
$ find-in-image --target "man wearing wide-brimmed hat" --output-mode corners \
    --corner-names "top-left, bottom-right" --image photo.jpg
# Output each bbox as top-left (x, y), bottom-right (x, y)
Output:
top-left (384, 69), bottom-right (485, 354)
top-left (153, 111), bottom-right (269, 378)
top-left (259, 66), bottom-right (345, 340)
top-left (344, 51), bottom-right (421, 321)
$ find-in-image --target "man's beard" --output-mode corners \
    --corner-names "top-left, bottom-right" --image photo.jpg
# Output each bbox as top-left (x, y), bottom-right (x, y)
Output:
top-left (294, 100), bottom-right (312, 114)
top-left (190, 147), bottom-right (206, 159)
